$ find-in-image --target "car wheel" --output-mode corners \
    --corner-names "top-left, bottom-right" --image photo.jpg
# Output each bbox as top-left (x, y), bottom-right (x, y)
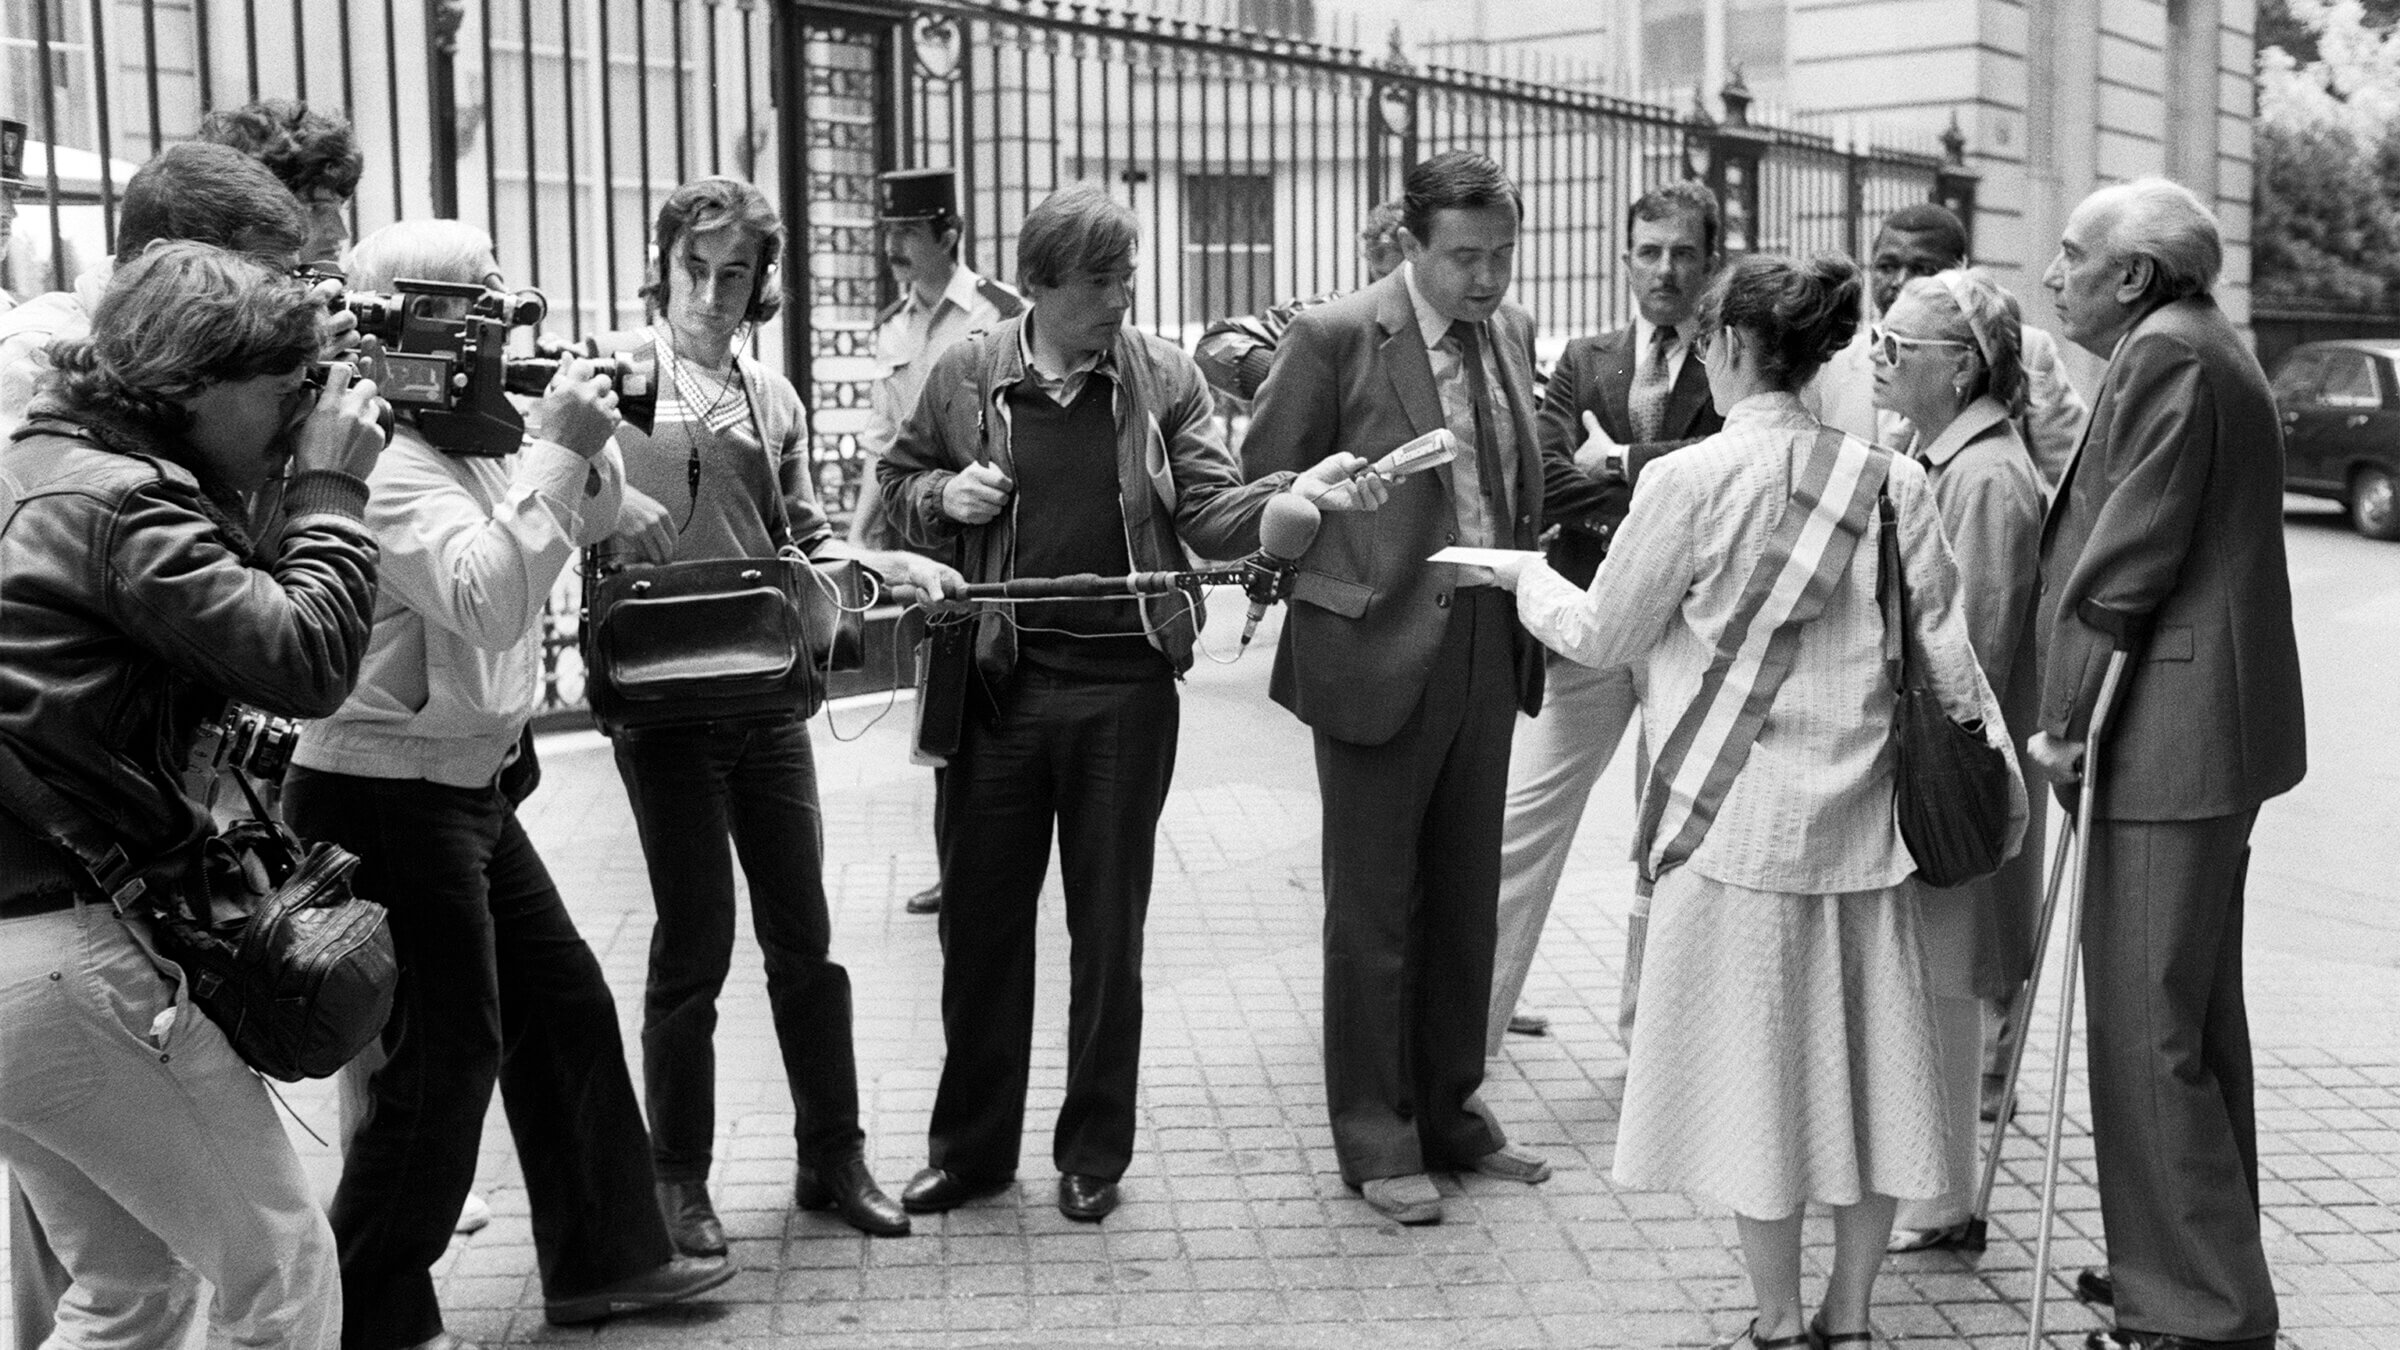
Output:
top-left (2350, 466), bottom-right (2400, 541)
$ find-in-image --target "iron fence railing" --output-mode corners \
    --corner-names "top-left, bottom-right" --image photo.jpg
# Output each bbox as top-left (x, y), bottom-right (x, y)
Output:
top-left (3, 0), bottom-right (1970, 714)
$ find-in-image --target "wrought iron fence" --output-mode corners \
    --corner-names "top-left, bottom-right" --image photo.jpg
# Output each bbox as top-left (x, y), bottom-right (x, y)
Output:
top-left (4, 0), bottom-right (1970, 712)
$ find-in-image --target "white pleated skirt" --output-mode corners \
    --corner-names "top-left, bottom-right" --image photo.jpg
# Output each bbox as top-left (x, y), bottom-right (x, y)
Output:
top-left (1610, 868), bottom-right (1955, 1219)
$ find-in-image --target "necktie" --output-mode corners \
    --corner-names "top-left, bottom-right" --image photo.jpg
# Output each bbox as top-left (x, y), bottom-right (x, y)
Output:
top-left (1448, 320), bottom-right (1511, 525)
top-left (1630, 324), bottom-right (1675, 444)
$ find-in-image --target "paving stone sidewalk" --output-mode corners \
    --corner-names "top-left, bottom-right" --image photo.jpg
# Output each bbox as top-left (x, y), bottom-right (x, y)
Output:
top-left (9, 598), bottom-right (2399, 1349)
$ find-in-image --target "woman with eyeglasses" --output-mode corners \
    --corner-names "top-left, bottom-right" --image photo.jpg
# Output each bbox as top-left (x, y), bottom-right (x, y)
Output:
top-left (1486, 253), bottom-right (2019, 1350)
top-left (1868, 268), bottom-right (2048, 1255)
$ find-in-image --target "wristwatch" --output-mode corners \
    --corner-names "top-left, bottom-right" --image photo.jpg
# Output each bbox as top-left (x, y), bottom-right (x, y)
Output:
top-left (1604, 444), bottom-right (1628, 481)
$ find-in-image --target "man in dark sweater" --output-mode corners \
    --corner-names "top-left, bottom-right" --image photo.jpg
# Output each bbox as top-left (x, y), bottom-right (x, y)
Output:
top-left (879, 184), bottom-right (1377, 1224)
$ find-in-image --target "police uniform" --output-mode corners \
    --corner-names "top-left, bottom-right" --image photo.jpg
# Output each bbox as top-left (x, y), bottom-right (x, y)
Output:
top-left (850, 168), bottom-right (1024, 550)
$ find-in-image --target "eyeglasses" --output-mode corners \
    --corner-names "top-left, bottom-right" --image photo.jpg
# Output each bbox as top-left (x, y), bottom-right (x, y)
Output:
top-left (1870, 325), bottom-right (1973, 365)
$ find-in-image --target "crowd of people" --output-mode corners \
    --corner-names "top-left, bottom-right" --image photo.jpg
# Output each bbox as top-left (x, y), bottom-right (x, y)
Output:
top-left (0, 96), bottom-right (2304, 1350)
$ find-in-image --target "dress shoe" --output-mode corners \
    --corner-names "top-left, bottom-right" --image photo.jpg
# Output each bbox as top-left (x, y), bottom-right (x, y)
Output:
top-left (796, 1156), bottom-right (911, 1237)
top-left (1506, 1009), bottom-right (1550, 1037)
top-left (1465, 1143), bottom-right (1552, 1184)
top-left (1886, 1219), bottom-right (1984, 1253)
top-left (543, 1253), bottom-right (735, 1326)
top-left (898, 1165), bottom-right (1012, 1214)
top-left (2083, 1331), bottom-right (2276, 1350)
top-left (402, 1334), bottom-right (480, 1350)
top-left (653, 1180), bottom-right (726, 1258)
top-left (1057, 1172), bottom-right (1120, 1222)
top-left (904, 883), bottom-right (942, 915)
top-left (453, 1191), bottom-right (492, 1237)
top-left (1358, 1173), bottom-right (1443, 1224)
top-left (2077, 1266), bottom-right (2116, 1307)
top-left (1978, 1073), bottom-right (2015, 1124)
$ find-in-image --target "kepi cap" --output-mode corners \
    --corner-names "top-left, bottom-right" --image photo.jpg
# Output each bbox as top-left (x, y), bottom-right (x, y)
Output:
top-left (878, 167), bottom-right (958, 224)
top-left (0, 120), bottom-right (26, 188)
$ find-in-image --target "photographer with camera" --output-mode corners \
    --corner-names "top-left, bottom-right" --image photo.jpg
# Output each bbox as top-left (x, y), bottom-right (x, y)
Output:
top-left (582, 176), bottom-right (963, 1253)
top-left (0, 141), bottom-right (341, 444)
top-left (278, 219), bottom-right (726, 1349)
top-left (0, 242), bottom-right (386, 1349)
top-left (198, 99), bottom-right (365, 268)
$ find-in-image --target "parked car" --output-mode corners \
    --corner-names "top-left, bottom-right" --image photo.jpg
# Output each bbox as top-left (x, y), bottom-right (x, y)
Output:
top-left (2271, 339), bottom-right (2400, 540)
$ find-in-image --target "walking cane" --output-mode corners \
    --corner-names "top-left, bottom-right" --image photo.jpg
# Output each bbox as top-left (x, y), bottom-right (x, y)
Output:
top-left (1960, 816), bottom-right (2077, 1254)
top-left (2022, 612), bottom-right (2140, 1350)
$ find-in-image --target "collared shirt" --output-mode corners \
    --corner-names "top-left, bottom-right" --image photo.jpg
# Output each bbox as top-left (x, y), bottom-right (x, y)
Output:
top-left (1632, 313), bottom-right (1692, 390)
top-left (1016, 311), bottom-right (1110, 409)
top-left (1401, 261), bottom-right (1516, 554)
top-left (864, 264), bottom-right (1017, 456)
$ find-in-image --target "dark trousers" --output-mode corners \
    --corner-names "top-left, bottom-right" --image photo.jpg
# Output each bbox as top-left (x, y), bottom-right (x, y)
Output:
top-left (1315, 587), bottom-right (1513, 1185)
top-left (928, 670), bottom-right (1178, 1182)
top-left (283, 768), bottom-right (670, 1350)
top-left (613, 717), bottom-right (864, 1181)
top-left (2083, 810), bottom-right (2277, 1343)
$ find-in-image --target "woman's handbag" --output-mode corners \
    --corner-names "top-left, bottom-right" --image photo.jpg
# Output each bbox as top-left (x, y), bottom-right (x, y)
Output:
top-left (1876, 487), bottom-right (2015, 888)
top-left (0, 737), bottom-right (397, 1083)
top-left (582, 553), bottom-right (870, 736)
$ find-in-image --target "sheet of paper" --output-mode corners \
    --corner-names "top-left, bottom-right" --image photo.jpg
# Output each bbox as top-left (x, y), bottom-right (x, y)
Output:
top-left (1426, 546), bottom-right (1540, 566)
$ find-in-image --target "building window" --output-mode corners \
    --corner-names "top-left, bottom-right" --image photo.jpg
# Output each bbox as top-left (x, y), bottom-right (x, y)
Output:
top-left (1184, 173), bottom-right (1274, 326)
top-left (2, 0), bottom-right (97, 155)
top-left (1236, 0), bottom-right (1315, 39)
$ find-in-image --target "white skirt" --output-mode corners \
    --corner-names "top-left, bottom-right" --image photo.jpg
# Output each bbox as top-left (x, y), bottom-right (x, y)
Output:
top-left (1610, 868), bottom-right (1954, 1218)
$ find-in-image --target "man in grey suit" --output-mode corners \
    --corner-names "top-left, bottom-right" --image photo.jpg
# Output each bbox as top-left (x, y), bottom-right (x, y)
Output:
top-left (1243, 150), bottom-right (1553, 1226)
top-left (1486, 180), bottom-right (1723, 1053)
top-left (2029, 177), bottom-right (2307, 1350)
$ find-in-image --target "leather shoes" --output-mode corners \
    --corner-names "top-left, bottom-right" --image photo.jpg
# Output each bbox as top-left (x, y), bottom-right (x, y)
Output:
top-left (402, 1335), bottom-right (479, 1350)
top-left (1465, 1143), bottom-right (1552, 1184)
top-left (1887, 1219), bottom-right (1985, 1253)
top-left (1057, 1172), bottom-right (1120, 1222)
top-left (796, 1156), bottom-right (910, 1237)
top-left (2083, 1331), bottom-right (2275, 1350)
top-left (898, 1165), bottom-right (1011, 1214)
top-left (543, 1253), bottom-right (735, 1326)
top-left (904, 883), bottom-right (942, 915)
top-left (2078, 1266), bottom-right (2116, 1307)
top-left (1358, 1173), bottom-right (1443, 1224)
top-left (1506, 1009), bottom-right (1550, 1037)
top-left (653, 1180), bottom-right (726, 1258)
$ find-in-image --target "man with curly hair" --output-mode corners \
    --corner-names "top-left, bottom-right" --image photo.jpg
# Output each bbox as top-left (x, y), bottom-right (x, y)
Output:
top-left (199, 99), bottom-right (366, 266)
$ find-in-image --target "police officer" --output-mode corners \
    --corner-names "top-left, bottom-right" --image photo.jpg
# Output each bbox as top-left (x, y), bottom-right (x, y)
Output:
top-left (855, 166), bottom-right (1023, 916)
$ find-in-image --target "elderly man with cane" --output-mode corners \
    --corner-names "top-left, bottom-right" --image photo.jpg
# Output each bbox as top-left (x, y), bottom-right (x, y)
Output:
top-left (2021, 178), bottom-right (2305, 1350)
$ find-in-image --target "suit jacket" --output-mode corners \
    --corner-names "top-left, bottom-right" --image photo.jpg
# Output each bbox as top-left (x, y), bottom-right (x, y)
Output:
top-left (1242, 272), bottom-right (1546, 746)
top-left (2037, 296), bottom-right (2306, 821)
top-left (1536, 326), bottom-right (1723, 585)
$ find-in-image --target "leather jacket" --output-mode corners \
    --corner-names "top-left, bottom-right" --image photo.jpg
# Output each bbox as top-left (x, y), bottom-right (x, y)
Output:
top-left (0, 402), bottom-right (379, 899)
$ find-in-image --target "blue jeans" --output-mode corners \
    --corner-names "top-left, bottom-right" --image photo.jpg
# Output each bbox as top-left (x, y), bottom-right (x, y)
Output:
top-left (612, 716), bottom-right (864, 1181)
top-left (282, 769), bottom-right (671, 1350)
top-left (0, 902), bottom-right (339, 1349)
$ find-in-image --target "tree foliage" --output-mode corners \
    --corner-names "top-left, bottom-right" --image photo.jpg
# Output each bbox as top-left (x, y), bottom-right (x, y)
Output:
top-left (2254, 0), bottom-right (2400, 313)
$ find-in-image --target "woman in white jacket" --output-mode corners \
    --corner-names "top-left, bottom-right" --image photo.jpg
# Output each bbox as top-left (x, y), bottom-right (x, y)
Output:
top-left (1489, 253), bottom-right (2023, 1350)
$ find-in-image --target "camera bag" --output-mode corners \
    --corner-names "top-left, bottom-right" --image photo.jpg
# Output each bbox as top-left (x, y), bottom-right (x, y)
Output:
top-left (0, 739), bottom-right (397, 1083)
top-left (583, 553), bottom-right (868, 736)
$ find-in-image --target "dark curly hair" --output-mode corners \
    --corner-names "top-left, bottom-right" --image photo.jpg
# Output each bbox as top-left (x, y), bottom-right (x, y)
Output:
top-left (642, 177), bottom-right (785, 325)
top-left (196, 99), bottom-right (366, 201)
top-left (1693, 252), bottom-right (1862, 392)
top-left (48, 242), bottom-right (322, 436)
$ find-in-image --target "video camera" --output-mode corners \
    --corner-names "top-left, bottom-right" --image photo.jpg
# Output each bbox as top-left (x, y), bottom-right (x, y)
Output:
top-left (311, 277), bottom-right (658, 457)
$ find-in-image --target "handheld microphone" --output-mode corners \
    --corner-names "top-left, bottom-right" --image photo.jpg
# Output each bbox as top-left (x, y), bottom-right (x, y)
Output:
top-left (1241, 492), bottom-right (1323, 648)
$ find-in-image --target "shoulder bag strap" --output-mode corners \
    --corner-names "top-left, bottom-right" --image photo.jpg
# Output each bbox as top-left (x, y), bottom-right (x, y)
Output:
top-left (1632, 428), bottom-right (1893, 893)
top-left (0, 737), bottom-right (153, 911)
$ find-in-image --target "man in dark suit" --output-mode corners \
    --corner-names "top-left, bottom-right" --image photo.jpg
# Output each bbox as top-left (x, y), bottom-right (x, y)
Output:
top-left (1243, 150), bottom-right (1553, 1225)
top-left (2029, 178), bottom-right (2307, 1350)
top-left (1486, 181), bottom-right (1723, 1055)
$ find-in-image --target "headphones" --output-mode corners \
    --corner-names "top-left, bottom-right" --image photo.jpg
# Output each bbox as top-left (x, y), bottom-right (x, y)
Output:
top-left (645, 176), bottom-right (783, 325)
